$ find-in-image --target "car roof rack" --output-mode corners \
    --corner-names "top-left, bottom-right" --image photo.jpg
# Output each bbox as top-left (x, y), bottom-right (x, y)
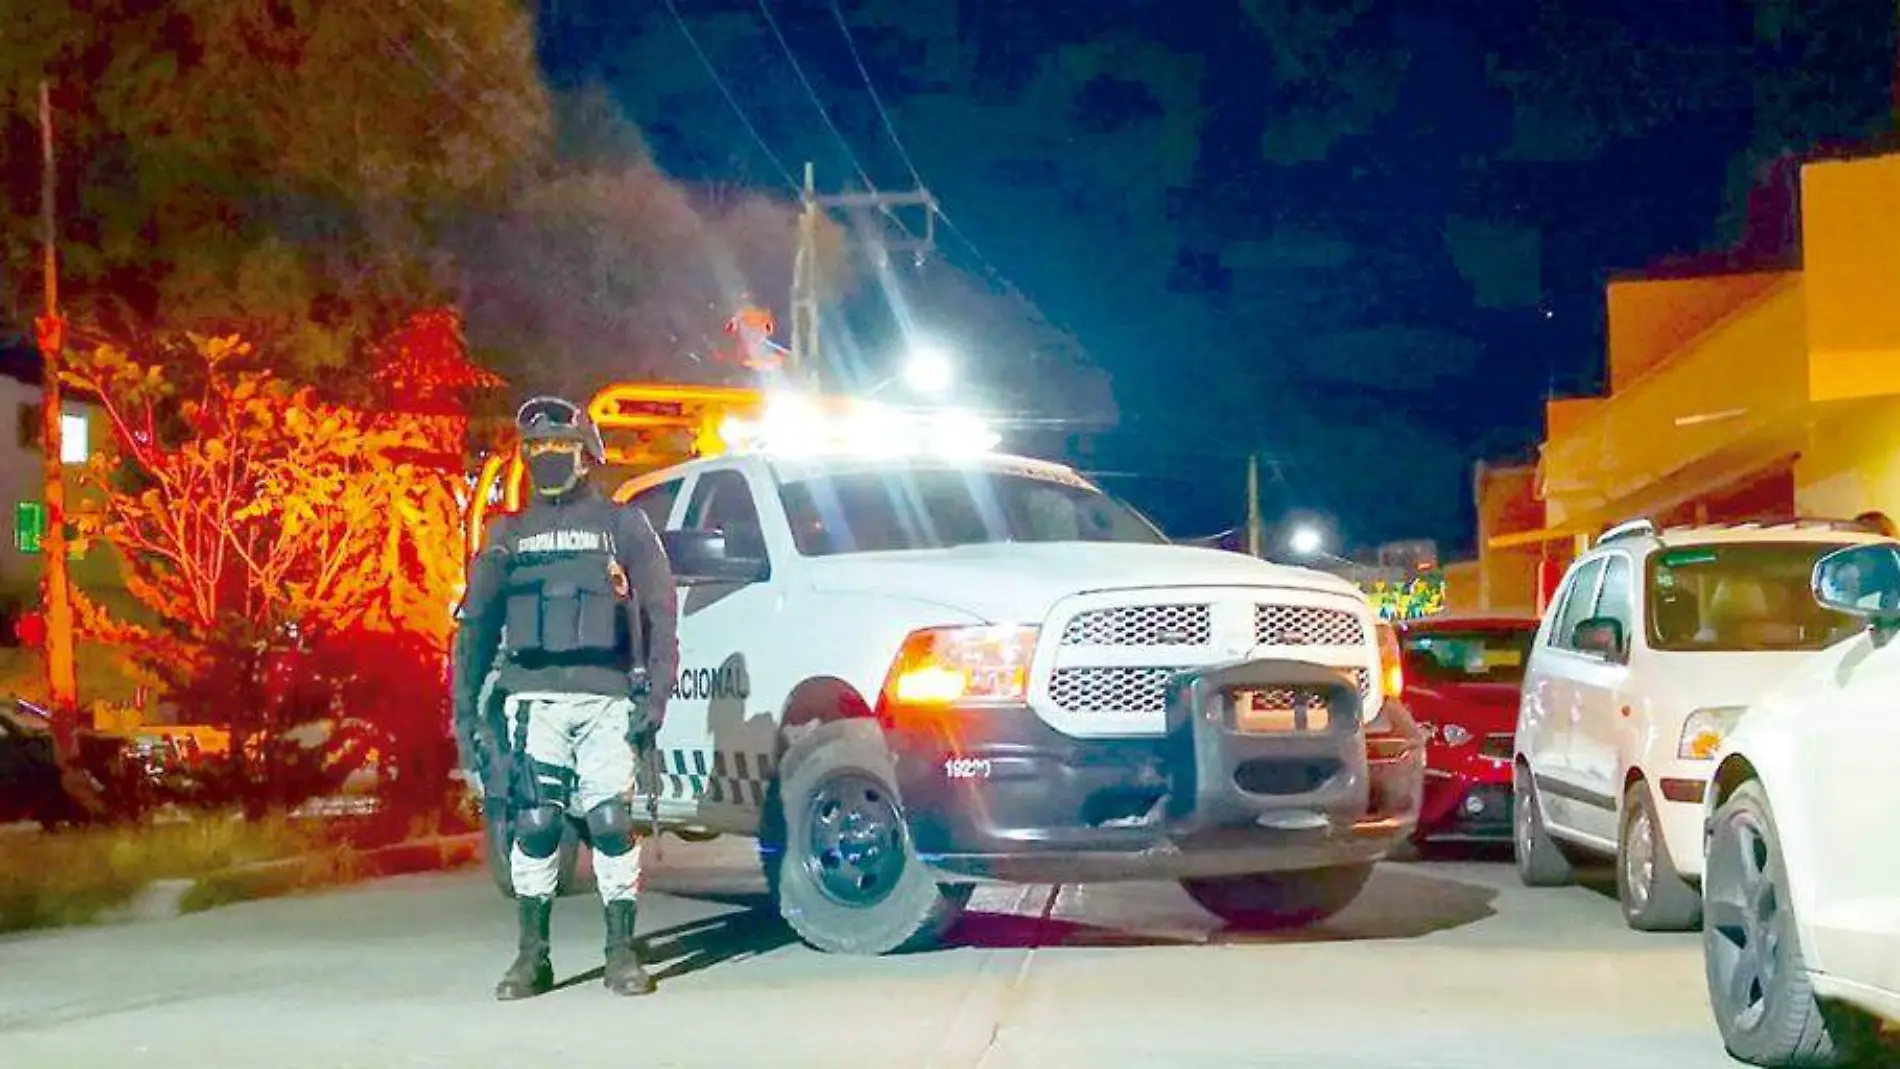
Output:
top-left (1596, 518), bottom-right (1657, 545)
top-left (1665, 515), bottom-right (1882, 536)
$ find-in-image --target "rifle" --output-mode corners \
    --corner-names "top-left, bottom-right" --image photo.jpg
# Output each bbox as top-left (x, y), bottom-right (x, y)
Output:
top-left (628, 670), bottom-right (663, 861)
top-left (640, 739), bottom-right (663, 862)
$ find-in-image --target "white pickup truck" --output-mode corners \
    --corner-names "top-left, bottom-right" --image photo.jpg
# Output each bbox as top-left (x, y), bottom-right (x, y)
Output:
top-left (490, 439), bottom-right (1424, 955)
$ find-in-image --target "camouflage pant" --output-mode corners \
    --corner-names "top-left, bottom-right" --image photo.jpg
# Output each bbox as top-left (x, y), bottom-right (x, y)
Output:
top-left (504, 692), bottom-right (643, 903)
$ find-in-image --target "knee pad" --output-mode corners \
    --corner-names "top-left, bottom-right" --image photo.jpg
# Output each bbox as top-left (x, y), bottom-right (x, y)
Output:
top-left (586, 798), bottom-right (637, 857)
top-left (513, 805), bottom-right (566, 859)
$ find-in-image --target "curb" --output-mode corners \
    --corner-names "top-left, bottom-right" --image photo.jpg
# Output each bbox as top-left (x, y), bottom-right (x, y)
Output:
top-left (172, 832), bottom-right (484, 920)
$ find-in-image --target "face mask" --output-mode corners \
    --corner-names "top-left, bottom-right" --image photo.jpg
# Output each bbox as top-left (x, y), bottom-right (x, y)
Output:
top-left (527, 451), bottom-right (582, 497)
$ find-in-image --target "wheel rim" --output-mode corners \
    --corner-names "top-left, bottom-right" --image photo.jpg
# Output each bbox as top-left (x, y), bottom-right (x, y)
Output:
top-left (803, 772), bottom-right (906, 908)
top-left (1706, 810), bottom-right (1781, 1034)
top-left (1624, 805), bottom-right (1656, 914)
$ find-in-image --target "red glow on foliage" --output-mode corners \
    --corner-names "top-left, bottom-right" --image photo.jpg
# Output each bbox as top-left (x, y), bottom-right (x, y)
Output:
top-left (372, 308), bottom-right (505, 395)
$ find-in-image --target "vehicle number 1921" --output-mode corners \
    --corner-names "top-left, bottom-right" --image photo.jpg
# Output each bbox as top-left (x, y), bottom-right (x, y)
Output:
top-left (942, 757), bottom-right (993, 780)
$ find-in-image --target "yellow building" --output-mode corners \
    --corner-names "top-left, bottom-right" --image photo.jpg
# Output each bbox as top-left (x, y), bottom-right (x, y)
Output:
top-left (1497, 149), bottom-right (1900, 557)
top-left (1443, 458), bottom-right (1567, 617)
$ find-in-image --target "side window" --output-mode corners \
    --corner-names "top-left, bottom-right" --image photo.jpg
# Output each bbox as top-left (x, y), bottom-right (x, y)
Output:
top-left (1550, 558), bottom-right (1606, 651)
top-left (626, 478), bottom-right (683, 532)
top-left (1594, 555), bottom-right (1634, 636)
top-left (684, 469), bottom-right (768, 560)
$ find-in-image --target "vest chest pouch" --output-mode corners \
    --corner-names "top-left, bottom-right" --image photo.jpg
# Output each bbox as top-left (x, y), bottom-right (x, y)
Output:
top-left (505, 564), bottom-right (622, 659)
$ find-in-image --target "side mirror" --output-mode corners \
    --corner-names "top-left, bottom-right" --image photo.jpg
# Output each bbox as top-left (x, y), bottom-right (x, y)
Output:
top-left (1572, 616), bottom-right (1626, 661)
top-left (661, 529), bottom-right (768, 586)
top-left (1812, 544), bottom-right (1900, 628)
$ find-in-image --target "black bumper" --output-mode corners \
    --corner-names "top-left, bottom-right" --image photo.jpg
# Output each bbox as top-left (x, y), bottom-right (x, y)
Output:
top-left (888, 659), bottom-right (1424, 883)
top-left (1417, 779), bottom-right (1514, 842)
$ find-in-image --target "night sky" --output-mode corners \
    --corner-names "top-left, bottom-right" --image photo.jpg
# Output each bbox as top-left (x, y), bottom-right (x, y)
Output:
top-left (536, 0), bottom-right (1897, 556)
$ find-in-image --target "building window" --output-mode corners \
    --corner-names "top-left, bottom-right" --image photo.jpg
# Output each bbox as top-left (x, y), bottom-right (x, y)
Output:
top-left (60, 412), bottom-right (88, 464)
top-left (16, 501), bottom-right (45, 554)
top-left (14, 405), bottom-right (92, 464)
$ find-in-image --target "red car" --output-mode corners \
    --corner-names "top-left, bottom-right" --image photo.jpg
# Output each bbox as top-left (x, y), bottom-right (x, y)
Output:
top-left (1396, 615), bottom-right (1538, 845)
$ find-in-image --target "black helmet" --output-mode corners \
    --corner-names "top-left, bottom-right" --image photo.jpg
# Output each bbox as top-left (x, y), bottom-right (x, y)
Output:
top-left (515, 396), bottom-right (606, 464)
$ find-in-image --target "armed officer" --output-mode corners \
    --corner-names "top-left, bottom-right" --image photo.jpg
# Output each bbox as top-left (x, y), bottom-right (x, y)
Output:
top-left (452, 396), bottom-right (679, 1000)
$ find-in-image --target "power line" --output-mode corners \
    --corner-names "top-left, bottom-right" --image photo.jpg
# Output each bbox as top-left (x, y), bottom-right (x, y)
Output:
top-left (659, 0), bottom-right (800, 192)
top-left (823, 0), bottom-right (1078, 346)
top-left (824, 0), bottom-right (925, 191)
top-left (396, 0), bottom-right (798, 195)
top-left (754, 0), bottom-right (878, 193)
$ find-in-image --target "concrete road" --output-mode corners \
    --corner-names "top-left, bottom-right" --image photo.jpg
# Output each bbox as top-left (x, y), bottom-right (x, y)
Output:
top-left (0, 839), bottom-right (1748, 1069)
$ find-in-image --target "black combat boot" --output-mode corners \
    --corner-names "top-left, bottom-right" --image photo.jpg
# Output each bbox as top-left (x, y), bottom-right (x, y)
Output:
top-left (602, 900), bottom-right (655, 996)
top-left (495, 895), bottom-right (554, 1001)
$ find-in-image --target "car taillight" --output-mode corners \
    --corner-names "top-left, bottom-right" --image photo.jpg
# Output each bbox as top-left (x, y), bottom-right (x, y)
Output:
top-left (1376, 621), bottom-right (1404, 698)
top-left (879, 625), bottom-right (1039, 713)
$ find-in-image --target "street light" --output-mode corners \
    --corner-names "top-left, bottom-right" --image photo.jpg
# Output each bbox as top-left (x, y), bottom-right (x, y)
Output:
top-left (903, 341), bottom-right (955, 395)
top-left (1288, 525), bottom-right (1325, 558)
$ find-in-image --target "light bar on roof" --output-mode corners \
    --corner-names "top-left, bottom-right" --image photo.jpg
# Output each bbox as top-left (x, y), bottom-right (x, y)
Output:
top-left (720, 392), bottom-right (1000, 459)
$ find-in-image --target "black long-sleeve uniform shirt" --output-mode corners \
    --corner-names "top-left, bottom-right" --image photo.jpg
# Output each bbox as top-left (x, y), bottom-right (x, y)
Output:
top-left (450, 484), bottom-right (679, 771)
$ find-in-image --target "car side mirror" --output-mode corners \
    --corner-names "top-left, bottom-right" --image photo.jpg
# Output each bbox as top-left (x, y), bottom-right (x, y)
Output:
top-left (1812, 543), bottom-right (1900, 639)
top-left (1572, 616), bottom-right (1626, 661)
top-left (661, 529), bottom-right (769, 586)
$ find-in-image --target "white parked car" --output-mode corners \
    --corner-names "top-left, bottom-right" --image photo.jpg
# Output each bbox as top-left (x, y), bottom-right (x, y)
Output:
top-left (1512, 518), bottom-right (1894, 931)
top-left (503, 410), bottom-right (1426, 954)
top-left (1701, 541), bottom-right (1900, 1066)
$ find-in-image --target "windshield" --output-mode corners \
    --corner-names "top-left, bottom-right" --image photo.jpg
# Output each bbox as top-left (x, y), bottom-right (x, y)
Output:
top-left (777, 467), bottom-right (1168, 556)
top-left (1647, 542), bottom-right (1864, 652)
top-left (1401, 625), bottom-right (1536, 684)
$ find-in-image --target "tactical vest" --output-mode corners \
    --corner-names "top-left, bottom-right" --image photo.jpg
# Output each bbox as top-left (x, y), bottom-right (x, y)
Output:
top-left (500, 495), bottom-right (628, 665)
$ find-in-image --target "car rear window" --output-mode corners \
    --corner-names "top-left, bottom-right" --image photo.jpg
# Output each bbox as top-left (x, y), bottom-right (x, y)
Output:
top-left (1401, 626), bottom-right (1536, 684)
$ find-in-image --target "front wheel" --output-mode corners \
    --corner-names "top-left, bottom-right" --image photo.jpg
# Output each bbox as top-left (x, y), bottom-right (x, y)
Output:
top-left (768, 720), bottom-right (971, 955)
top-left (1618, 780), bottom-right (1701, 932)
top-left (1181, 863), bottom-right (1374, 930)
top-left (1513, 765), bottom-right (1576, 887)
top-left (1704, 782), bottom-right (1874, 1068)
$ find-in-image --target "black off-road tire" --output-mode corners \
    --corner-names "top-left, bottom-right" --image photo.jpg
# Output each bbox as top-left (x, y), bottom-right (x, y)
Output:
top-left (485, 806), bottom-right (584, 899)
top-left (1704, 781), bottom-right (1880, 1068)
top-left (1181, 863), bottom-right (1374, 930)
top-left (1618, 780), bottom-right (1702, 932)
top-left (1513, 764), bottom-right (1576, 887)
top-left (765, 720), bottom-right (971, 955)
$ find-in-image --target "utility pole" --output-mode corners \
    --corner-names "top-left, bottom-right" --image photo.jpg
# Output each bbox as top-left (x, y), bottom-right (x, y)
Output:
top-left (35, 79), bottom-right (80, 764)
top-left (788, 162), bottom-right (937, 387)
top-left (1245, 453), bottom-right (1264, 558)
top-left (790, 164), bottom-right (821, 387)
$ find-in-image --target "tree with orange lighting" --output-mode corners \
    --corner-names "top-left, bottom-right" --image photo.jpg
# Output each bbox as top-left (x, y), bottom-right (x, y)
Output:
top-left (63, 332), bottom-right (468, 814)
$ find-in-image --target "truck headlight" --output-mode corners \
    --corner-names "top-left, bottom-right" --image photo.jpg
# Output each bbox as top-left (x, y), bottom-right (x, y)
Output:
top-left (1440, 723), bottom-right (1473, 747)
top-left (1678, 706), bottom-right (1747, 761)
top-left (882, 626), bottom-right (1039, 708)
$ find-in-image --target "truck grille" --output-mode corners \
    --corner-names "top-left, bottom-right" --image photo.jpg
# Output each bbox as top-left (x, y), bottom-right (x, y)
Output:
top-left (1048, 666), bottom-right (1370, 719)
top-left (1035, 588), bottom-right (1379, 737)
top-left (1048, 667), bottom-right (1178, 715)
top-left (1061, 604), bottom-right (1210, 646)
top-left (1480, 732), bottom-right (1513, 760)
top-left (1253, 604), bottom-right (1364, 647)
top-left (1245, 669), bottom-right (1371, 712)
